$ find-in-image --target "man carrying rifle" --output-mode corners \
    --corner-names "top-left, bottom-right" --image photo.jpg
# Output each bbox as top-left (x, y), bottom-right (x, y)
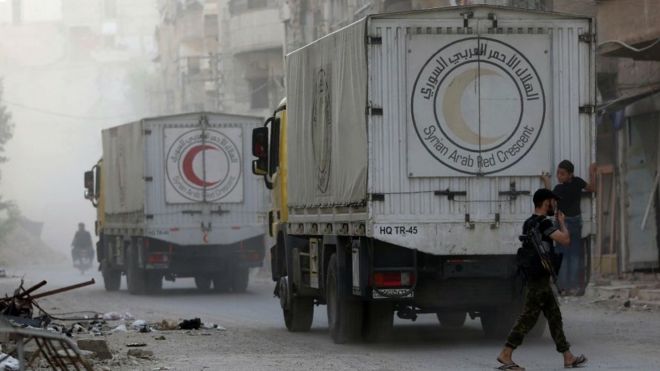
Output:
top-left (496, 189), bottom-right (587, 370)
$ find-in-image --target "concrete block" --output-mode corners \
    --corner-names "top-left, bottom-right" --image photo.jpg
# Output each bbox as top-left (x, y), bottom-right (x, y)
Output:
top-left (77, 339), bottom-right (113, 360)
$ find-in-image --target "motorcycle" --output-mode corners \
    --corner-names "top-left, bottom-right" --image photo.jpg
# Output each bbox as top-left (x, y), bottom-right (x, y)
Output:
top-left (73, 248), bottom-right (94, 275)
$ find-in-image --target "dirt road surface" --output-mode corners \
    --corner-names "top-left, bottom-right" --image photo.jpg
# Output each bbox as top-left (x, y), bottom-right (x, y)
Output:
top-left (2, 264), bottom-right (658, 371)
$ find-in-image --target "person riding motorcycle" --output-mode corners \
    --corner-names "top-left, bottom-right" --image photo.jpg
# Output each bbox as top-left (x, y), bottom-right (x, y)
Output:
top-left (71, 222), bottom-right (94, 265)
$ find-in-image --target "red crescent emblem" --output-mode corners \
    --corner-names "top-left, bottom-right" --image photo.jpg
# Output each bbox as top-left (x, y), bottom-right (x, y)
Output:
top-left (182, 145), bottom-right (219, 187)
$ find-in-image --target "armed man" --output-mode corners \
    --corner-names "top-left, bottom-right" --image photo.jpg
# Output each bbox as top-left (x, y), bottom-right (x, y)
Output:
top-left (496, 189), bottom-right (587, 370)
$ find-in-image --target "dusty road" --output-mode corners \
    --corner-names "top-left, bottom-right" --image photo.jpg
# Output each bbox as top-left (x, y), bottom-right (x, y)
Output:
top-left (2, 264), bottom-right (659, 371)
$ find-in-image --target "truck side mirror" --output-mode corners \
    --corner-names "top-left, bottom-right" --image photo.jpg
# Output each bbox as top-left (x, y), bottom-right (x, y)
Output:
top-left (252, 126), bottom-right (269, 175)
top-left (84, 170), bottom-right (95, 199)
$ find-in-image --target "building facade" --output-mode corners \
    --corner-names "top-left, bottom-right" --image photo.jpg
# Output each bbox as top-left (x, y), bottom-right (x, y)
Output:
top-left (153, 0), bottom-right (285, 117)
top-left (595, 0), bottom-right (660, 274)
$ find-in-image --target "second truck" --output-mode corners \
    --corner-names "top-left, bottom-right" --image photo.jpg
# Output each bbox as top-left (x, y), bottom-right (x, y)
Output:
top-left (252, 5), bottom-right (595, 343)
top-left (85, 112), bottom-right (267, 294)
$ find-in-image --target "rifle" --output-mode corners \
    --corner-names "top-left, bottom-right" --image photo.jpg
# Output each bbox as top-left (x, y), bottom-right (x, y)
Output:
top-left (519, 219), bottom-right (561, 299)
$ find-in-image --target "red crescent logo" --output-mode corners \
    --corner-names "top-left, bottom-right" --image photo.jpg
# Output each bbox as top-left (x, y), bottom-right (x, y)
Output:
top-left (182, 145), bottom-right (219, 187)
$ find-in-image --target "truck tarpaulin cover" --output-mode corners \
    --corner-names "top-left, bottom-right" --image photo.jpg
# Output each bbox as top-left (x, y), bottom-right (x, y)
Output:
top-left (102, 122), bottom-right (145, 214)
top-left (286, 20), bottom-right (368, 207)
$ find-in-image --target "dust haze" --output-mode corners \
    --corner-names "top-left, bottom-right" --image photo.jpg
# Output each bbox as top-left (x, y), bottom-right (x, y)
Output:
top-left (0, 0), bottom-right (157, 253)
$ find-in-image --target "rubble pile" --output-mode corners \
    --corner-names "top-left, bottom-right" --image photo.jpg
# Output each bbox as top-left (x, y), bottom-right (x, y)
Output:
top-left (0, 278), bottom-right (226, 369)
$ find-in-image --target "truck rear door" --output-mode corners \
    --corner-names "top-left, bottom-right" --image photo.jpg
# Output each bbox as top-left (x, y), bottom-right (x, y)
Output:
top-left (368, 12), bottom-right (593, 256)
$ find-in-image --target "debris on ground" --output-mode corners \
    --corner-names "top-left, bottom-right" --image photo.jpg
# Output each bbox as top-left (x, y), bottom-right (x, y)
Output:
top-left (0, 277), bottom-right (233, 369)
top-left (77, 339), bottom-right (113, 360)
top-left (111, 324), bottom-right (128, 333)
top-left (102, 311), bottom-right (134, 321)
top-left (0, 352), bottom-right (19, 371)
top-left (131, 319), bottom-right (151, 332)
top-left (204, 323), bottom-right (227, 331)
top-left (179, 318), bottom-right (202, 330)
top-left (127, 348), bottom-right (154, 360)
top-left (157, 319), bottom-right (179, 330)
top-left (0, 319), bottom-right (94, 370)
top-left (126, 342), bottom-right (148, 348)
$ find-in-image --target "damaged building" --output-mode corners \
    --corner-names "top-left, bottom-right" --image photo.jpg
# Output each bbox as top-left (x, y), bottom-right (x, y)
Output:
top-left (153, 0), bottom-right (284, 117)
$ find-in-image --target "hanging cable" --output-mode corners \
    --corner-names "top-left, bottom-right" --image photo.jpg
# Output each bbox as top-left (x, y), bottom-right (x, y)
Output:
top-left (597, 38), bottom-right (660, 53)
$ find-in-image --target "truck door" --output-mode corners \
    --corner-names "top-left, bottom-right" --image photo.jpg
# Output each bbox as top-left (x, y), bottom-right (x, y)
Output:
top-left (408, 32), bottom-right (552, 224)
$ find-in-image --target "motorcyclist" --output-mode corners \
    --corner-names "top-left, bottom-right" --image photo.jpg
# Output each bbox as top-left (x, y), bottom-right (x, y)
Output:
top-left (71, 222), bottom-right (94, 265)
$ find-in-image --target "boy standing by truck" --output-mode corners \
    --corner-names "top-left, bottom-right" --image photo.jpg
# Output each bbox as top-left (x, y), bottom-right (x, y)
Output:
top-left (496, 189), bottom-right (587, 370)
top-left (542, 160), bottom-right (596, 295)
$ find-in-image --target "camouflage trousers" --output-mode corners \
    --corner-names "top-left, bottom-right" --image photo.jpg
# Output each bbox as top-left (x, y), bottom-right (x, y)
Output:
top-left (505, 278), bottom-right (571, 353)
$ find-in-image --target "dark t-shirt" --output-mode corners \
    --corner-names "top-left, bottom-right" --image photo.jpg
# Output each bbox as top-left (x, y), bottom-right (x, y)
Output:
top-left (520, 215), bottom-right (558, 279)
top-left (523, 215), bottom-right (558, 247)
top-left (553, 176), bottom-right (587, 217)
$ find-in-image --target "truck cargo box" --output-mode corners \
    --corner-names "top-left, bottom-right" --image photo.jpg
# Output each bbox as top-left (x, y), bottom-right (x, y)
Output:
top-left (102, 112), bottom-right (267, 246)
top-left (285, 6), bottom-right (595, 256)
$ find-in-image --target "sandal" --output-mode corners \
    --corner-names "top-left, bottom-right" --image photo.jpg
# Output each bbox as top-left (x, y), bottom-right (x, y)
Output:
top-left (497, 358), bottom-right (525, 370)
top-left (565, 354), bottom-right (587, 368)
top-left (496, 363), bottom-right (525, 370)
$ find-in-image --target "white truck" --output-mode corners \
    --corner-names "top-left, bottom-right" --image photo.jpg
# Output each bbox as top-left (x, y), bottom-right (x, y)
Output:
top-left (252, 5), bottom-right (595, 343)
top-left (85, 112), bottom-right (267, 294)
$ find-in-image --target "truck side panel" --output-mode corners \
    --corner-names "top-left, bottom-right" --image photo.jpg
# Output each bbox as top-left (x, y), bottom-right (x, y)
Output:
top-left (102, 121), bottom-right (146, 228)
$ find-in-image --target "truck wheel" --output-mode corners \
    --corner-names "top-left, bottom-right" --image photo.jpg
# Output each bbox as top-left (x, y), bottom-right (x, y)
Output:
top-left (195, 276), bottom-right (212, 291)
top-left (279, 277), bottom-right (314, 332)
top-left (231, 267), bottom-right (250, 293)
top-left (326, 254), bottom-right (363, 344)
top-left (480, 309), bottom-right (515, 338)
top-left (126, 250), bottom-right (146, 295)
top-left (212, 272), bottom-right (230, 293)
top-left (436, 311), bottom-right (467, 328)
top-left (101, 261), bottom-right (121, 292)
top-left (145, 272), bottom-right (162, 294)
top-left (363, 302), bottom-right (393, 342)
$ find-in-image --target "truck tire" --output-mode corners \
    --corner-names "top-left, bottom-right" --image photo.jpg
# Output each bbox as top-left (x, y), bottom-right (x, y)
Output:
top-left (145, 272), bottom-right (163, 293)
top-left (363, 302), bottom-right (393, 342)
top-left (326, 254), bottom-right (363, 344)
top-left (436, 311), bottom-right (467, 328)
top-left (212, 272), bottom-right (230, 293)
top-left (279, 277), bottom-right (314, 332)
top-left (231, 267), bottom-right (250, 293)
top-left (101, 261), bottom-right (121, 292)
top-left (126, 249), bottom-right (146, 295)
top-left (195, 276), bottom-right (212, 291)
